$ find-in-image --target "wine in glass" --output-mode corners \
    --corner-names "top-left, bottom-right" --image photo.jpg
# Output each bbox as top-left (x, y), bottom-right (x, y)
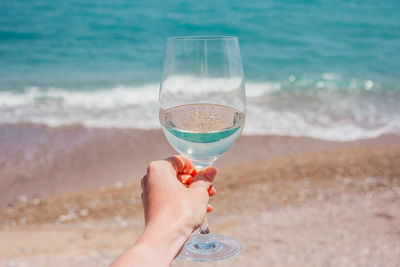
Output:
top-left (159, 36), bottom-right (246, 261)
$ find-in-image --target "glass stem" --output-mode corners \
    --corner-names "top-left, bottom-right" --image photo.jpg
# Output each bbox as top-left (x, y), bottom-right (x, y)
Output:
top-left (200, 216), bottom-right (210, 234)
top-left (194, 161), bottom-right (214, 238)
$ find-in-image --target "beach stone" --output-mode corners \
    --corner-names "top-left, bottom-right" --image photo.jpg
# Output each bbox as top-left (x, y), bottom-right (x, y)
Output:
top-left (79, 209), bottom-right (89, 217)
top-left (19, 195), bottom-right (28, 202)
top-left (115, 181), bottom-right (123, 188)
top-left (120, 221), bottom-right (128, 228)
top-left (19, 218), bottom-right (26, 225)
top-left (32, 198), bottom-right (41, 205)
top-left (364, 177), bottom-right (376, 184)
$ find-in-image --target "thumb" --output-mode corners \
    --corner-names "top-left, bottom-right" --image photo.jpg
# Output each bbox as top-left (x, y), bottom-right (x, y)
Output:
top-left (189, 167), bottom-right (217, 191)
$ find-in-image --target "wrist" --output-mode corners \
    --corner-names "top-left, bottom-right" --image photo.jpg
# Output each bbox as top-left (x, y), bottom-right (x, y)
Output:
top-left (136, 218), bottom-right (192, 265)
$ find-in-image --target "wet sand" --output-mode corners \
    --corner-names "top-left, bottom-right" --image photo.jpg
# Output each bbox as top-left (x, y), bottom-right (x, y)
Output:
top-left (0, 124), bottom-right (399, 266)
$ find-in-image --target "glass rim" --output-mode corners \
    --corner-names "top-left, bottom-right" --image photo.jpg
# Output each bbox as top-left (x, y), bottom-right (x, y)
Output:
top-left (167, 36), bottom-right (238, 41)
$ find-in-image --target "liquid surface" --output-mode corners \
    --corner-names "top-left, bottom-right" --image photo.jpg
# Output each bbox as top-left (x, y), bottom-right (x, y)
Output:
top-left (160, 104), bottom-right (245, 165)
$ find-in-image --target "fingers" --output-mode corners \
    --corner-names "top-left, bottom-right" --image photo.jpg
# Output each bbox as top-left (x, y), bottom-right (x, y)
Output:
top-left (190, 167), bottom-right (217, 191)
top-left (165, 155), bottom-right (196, 175)
top-left (188, 167), bottom-right (217, 213)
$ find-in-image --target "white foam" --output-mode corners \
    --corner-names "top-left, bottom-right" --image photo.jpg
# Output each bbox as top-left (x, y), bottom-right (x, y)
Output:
top-left (0, 84), bottom-right (161, 128)
top-left (18, 84), bottom-right (158, 108)
top-left (246, 82), bottom-right (282, 98)
top-left (322, 73), bottom-right (340, 80)
top-left (243, 106), bottom-right (399, 141)
top-left (0, 81), bottom-right (399, 141)
top-left (242, 91), bottom-right (400, 141)
top-left (161, 76), bottom-right (243, 94)
top-left (161, 76), bottom-right (281, 98)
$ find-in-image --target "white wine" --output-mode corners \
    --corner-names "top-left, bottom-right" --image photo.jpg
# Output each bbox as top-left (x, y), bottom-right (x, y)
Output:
top-left (160, 103), bottom-right (245, 167)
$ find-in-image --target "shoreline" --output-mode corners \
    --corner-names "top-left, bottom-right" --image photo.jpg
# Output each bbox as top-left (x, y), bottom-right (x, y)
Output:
top-left (1, 123), bottom-right (400, 205)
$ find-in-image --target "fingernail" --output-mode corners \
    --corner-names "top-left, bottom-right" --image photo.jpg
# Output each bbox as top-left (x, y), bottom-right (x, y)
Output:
top-left (204, 167), bottom-right (217, 179)
top-left (178, 174), bottom-right (192, 185)
top-left (208, 186), bottom-right (216, 196)
top-left (182, 174), bottom-right (192, 184)
top-left (206, 204), bottom-right (213, 213)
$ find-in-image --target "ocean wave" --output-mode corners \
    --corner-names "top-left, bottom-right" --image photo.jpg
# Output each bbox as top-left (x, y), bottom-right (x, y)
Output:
top-left (0, 80), bottom-right (399, 141)
top-left (0, 85), bottom-right (159, 108)
top-left (244, 104), bottom-right (399, 141)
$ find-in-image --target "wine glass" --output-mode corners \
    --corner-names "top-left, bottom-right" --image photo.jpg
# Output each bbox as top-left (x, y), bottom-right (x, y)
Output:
top-left (159, 36), bottom-right (246, 261)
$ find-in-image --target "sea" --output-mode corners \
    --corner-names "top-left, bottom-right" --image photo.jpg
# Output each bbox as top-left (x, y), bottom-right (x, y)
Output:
top-left (0, 0), bottom-right (399, 141)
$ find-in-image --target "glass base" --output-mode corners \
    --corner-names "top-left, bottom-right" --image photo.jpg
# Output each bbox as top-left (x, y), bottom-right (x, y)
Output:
top-left (178, 233), bottom-right (241, 262)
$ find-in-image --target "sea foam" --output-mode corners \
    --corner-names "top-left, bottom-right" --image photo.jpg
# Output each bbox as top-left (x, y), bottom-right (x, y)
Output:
top-left (0, 79), bottom-right (399, 141)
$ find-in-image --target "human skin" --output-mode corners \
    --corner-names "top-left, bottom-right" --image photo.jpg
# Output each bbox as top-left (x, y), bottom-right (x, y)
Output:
top-left (111, 155), bottom-right (216, 267)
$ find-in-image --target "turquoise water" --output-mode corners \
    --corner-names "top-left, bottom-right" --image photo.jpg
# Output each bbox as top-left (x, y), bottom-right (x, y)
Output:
top-left (164, 126), bottom-right (242, 144)
top-left (161, 124), bottom-right (244, 164)
top-left (0, 0), bottom-right (399, 140)
top-left (160, 104), bottom-right (245, 143)
top-left (1, 0), bottom-right (399, 89)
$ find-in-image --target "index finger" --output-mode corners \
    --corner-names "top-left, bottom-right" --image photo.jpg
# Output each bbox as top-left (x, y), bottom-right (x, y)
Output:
top-left (164, 155), bottom-right (196, 175)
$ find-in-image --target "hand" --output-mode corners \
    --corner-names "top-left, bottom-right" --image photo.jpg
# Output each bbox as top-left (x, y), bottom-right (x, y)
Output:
top-left (141, 155), bottom-right (216, 231)
top-left (111, 156), bottom-right (217, 267)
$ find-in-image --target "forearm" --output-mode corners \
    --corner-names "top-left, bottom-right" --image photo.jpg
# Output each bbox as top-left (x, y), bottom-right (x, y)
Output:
top-left (111, 218), bottom-right (191, 267)
top-left (110, 242), bottom-right (164, 267)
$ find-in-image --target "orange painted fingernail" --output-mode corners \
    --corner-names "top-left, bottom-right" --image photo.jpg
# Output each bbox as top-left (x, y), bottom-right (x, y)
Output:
top-left (184, 176), bottom-right (193, 184)
top-left (206, 204), bottom-right (213, 213)
top-left (180, 174), bottom-right (193, 185)
top-left (208, 186), bottom-right (216, 196)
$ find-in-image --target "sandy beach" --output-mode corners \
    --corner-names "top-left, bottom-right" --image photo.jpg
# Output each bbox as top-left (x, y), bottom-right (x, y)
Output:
top-left (0, 124), bottom-right (399, 266)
